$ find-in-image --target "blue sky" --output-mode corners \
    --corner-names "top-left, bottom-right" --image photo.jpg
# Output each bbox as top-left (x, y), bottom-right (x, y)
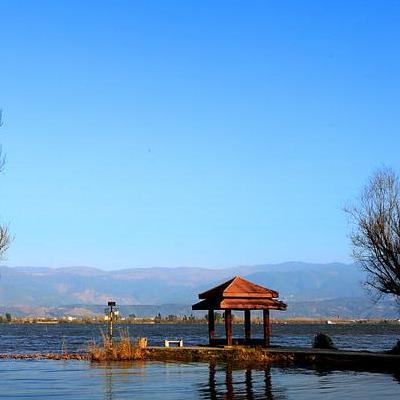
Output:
top-left (0, 1), bottom-right (399, 269)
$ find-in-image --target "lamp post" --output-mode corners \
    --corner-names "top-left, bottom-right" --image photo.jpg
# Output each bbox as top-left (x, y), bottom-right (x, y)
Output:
top-left (105, 301), bottom-right (119, 341)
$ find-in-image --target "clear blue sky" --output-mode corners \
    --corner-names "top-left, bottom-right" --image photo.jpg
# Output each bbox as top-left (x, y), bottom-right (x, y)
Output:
top-left (0, 1), bottom-right (399, 269)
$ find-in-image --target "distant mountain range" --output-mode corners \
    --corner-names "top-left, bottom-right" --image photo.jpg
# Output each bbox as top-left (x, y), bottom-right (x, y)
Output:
top-left (0, 262), bottom-right (397, 318)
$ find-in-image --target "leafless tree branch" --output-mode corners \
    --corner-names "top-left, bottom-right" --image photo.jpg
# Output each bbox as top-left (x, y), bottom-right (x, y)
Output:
top-left (0, 109), bottom-right (10, 258)
top-left (345, 167), bottom-right (400, 300)
top-left (0, 225), bottom-right (11, 259)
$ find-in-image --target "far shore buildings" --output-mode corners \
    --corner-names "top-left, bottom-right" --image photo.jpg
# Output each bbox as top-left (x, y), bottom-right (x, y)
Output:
top-left (192, 276), bottom-right (287, 347)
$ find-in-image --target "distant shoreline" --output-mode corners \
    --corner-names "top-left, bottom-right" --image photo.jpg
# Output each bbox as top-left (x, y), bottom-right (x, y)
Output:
top-left (0, 318), bottom-right (399, 325)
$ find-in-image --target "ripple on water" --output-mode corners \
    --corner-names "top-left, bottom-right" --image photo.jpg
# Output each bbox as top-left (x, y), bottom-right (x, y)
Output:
top-left (0, 360), bottom-right (399, 399)
top-left (0, 323), bottom-right (399, 354)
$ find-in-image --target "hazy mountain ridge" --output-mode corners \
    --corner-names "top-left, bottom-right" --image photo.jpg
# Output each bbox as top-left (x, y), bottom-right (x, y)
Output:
top-left (0, 297), bottom-right (396, 319)
top-left (0, 262), bottom-right (396, 318)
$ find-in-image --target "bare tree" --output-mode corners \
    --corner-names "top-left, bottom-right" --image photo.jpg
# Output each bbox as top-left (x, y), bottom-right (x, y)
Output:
top-left (345, 167), bottom-right (400, 299)
top-left (0, 224), bottom-right (10, 259)
top-left (0, 109), bottom-right (11, 258)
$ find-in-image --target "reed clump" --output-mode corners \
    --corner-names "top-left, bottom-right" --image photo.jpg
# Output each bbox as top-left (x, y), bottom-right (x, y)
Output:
top-left (89, 329), bottom-right (146, 361)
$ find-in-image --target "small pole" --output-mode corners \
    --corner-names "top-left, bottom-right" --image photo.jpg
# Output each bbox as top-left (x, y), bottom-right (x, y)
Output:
top-left (107, 301), bottom-right (116, 341)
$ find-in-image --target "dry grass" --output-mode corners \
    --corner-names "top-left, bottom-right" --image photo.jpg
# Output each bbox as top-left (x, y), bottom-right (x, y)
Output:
top-left (0, 353), bottom-right (88, 360)
top-left (88, 328), bottom-right (146, 361)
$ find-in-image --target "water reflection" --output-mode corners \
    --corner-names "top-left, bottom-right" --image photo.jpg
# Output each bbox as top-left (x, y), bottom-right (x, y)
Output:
top-left (200, 363), bottom-right (281, 400)
top-left (264, 369), bottom-right (275, 399)
top-left (393, 371), bottom-right (400, 384)
top-left (90, 361), bottom-right (400, 400)
top-left (208, 364), bottom-right (217, 399)
top-left (104, 365), bottom-right (113, 400)
top-left (199, 363), bottom-right (400, 399)
top-left (95, 361), bottom-right (147, 400)
top-left (245, 369), bottom-right (254, 399)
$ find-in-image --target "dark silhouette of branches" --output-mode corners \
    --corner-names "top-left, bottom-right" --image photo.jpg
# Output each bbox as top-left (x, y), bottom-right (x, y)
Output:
top-left (345, 167), bottom-right (400, 299)
top-left (0, 109), bottom-right (10, 258)
top-left (0, 224), bottom-right (11, 259)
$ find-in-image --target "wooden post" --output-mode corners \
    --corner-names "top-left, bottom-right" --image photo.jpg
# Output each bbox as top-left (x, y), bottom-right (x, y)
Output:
top-left (244, 309), bottom-right (251, 343)
top-left (224, 309), bottom-right (233, 346)
top-left (208, 309), bottom-right (215, 345)
top-left (263, 309), bottom-right (271, 347)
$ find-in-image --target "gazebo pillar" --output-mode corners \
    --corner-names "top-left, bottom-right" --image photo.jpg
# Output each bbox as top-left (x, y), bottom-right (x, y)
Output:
top-left (208, 309), bottom-right (215, 344)
top-left (224, 309), bottom-right (233, 346)
top-left (263, 309), bottom-right (271, 347)
top-left (244, 310), bottom-right (251, 343)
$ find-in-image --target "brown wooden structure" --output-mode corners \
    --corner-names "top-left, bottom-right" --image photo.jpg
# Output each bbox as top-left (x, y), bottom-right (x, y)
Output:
top-left (192, 276), bottom-right (287, 347)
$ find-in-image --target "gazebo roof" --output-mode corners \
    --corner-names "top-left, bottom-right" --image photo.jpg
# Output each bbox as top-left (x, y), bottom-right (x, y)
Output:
top-left (198, 275), bottom-right (278, 299)
top-left (192, 276), bottom-right (287, 311)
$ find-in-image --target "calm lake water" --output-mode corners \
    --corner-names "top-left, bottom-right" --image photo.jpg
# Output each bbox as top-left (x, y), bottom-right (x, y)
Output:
top-left (0, 322), bottom-right (398, 353)
top-left (0, 323), bottom-right (399, 399)
top-left (0, 359), bottom-right (399, 399)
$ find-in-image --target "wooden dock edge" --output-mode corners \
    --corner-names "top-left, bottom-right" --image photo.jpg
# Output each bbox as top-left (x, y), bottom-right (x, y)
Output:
top-left (142, 346), bottom-right (400, 372)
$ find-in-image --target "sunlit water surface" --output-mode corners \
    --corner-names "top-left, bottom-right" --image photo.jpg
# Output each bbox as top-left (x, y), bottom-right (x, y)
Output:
top-left (0, 324), bottom-right (399, 399)
top-left (0, 323), bottom-right (399, 353)
top-left (0, 359), bottom-right (399, 399)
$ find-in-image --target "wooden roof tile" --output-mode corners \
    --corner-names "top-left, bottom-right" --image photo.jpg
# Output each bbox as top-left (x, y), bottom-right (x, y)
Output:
top-left (198, 275), bottom-right (279, 299)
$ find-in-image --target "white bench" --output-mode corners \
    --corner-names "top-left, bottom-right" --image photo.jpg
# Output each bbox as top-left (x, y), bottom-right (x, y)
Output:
top-left (163, 339), bottom-right (183, 347)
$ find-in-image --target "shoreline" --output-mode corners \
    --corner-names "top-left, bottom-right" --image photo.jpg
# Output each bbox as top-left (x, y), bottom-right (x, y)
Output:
top-left (2, 319), bottom-right (399, 325)
top-left (2, 346), bottom-right (398, 374)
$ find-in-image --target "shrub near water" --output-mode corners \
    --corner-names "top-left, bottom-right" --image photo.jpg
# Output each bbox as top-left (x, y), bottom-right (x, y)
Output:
top-left (89, 330), bottom-right (145, 361)
top-left (386, 340), bottom-right (400, 355)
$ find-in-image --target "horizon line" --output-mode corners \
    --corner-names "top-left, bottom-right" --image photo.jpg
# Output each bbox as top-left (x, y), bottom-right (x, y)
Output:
top-left (0, 260), bottom-right (355, 271)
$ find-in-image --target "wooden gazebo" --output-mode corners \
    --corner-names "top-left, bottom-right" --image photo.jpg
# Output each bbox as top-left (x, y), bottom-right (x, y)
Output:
top-left (192, 276), bottom-right (287, 347)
